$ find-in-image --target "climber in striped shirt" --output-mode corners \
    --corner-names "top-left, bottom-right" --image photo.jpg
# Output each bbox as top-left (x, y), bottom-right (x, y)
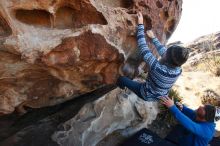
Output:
top-left (117, 12), bottom-right (189, 101)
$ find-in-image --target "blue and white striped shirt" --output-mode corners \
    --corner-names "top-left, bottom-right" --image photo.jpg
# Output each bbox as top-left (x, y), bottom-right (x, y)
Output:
top-left (137, 25), bottom-right (182, 101)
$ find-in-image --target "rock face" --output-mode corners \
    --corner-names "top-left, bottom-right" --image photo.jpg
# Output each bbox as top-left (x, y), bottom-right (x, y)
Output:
top-left (187, 32), bottom-right (220, 54)
top-left (52, 89), bottom-right (159, 146)
top-left (183, 32), bottom-right (220, 74)
top-left (0, 0), bottom-right (182, 115)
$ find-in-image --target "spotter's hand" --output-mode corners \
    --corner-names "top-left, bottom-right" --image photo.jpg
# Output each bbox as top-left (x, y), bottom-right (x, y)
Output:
top-left (160, 96), bottom-right (174, 108)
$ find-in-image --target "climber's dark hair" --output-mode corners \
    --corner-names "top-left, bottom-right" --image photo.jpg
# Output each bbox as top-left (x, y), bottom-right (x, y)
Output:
top-left (204, 104), bottom-right (216, 122)
top-left (166, 45), bottom-right (190, 67)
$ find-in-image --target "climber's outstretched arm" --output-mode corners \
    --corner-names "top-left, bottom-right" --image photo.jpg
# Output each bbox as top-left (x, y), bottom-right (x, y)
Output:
top-left (146, 30), bottom-right (167, 57)
top-left (137, 12), bottom-right (159, 71)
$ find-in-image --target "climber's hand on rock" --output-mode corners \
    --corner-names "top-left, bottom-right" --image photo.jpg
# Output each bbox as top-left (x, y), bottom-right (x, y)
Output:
top-left (146, 30), bottom-right (155, 39)
top-left (137, 12), bottom-right (143, 25)
top-left (160, 96), bottom-right (174, 108)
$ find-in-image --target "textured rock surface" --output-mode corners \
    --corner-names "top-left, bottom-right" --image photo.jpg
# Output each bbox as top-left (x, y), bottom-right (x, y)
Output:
top-left (185, 32), bottom-right (220, 65)
top-left (2, 31), bottom-right (220, 146)
top-left (182, 32), bottom-right (220, 75)
top-left (0, 87), bottom-right (158, 146)
top-left (0, 0), bottom-right (182, 115)
top-left (187, 32), bottom-right (220, 53)
top-left (0, 85), bottom-right (116, 146)
top-left (52, 89), bottom-right (159, 146)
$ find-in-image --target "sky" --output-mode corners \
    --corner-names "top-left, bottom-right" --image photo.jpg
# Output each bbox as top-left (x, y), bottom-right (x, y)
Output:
top-left (168, 0), bottom-right (220, 44)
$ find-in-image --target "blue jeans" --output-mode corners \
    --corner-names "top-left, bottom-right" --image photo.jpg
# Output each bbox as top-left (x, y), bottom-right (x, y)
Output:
top-left (117, 76), bottom-right (144, 99)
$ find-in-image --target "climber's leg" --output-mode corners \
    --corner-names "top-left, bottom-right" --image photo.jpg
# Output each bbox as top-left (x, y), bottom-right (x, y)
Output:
top-left (116, 76), bottom-right (143, 98)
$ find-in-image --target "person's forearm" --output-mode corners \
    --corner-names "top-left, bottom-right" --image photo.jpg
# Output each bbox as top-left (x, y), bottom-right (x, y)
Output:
top-left (136, 25), bottom-right (158, 70)
top-left (169, 105), bottom-right (207, 137)
top-left (137, 24), bottom-right (148, 56)
top-left (182, 105), bottom-right (196, 120)
top-left (152, 38), bottom-right (167, 57)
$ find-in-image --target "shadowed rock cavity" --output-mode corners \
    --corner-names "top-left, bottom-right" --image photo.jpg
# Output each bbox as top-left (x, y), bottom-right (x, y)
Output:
top-left (165, 18), bottom-right (176, 39)
top-left (156, 1), bottom-right (163, 8)
top-left (15, 9), bottom-right (52, 27)
top-left (160, 9), bottom-right (169, 21)
top-left (54, 6), bottom-right (107, 29)
top-left (98, 0), bottom-right (133, 8)
top-left (0, 12), bottom-right (12, 37)
top-left (15, 6), bottom-right (107, 29)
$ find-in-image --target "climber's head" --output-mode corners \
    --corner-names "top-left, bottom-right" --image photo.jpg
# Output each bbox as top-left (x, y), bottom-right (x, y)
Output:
top-left (196, 104), bottom-right (217, 122)
top-left (162, 45), bottom-right (189, 67)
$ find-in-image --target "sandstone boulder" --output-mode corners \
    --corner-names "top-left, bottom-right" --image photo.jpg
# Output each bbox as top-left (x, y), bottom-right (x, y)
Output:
top-left (0, 0), bottom-right (182, 115)
top-left (52, 89), bottom-right (159, 146)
